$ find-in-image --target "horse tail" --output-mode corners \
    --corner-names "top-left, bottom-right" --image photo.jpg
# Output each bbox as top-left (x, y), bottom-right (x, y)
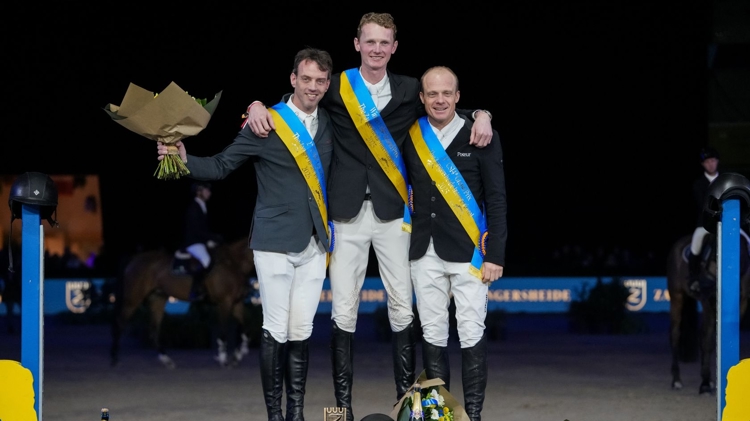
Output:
top-left (109, 253), bottom-right (131, 366)
top-left (678, 293), bottom-right (699, 362)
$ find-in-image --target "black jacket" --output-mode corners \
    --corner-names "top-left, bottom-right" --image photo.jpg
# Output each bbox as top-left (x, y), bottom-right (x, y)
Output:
top-left (320, 69), bottom-right (480, 221)
top-left (404, 117), bottom-right (508, 265)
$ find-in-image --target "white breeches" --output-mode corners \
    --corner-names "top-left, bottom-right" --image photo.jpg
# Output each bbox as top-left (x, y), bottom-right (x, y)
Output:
top-left (411, 239), bottom-right (488, 348)
top-left (254, 236), bottom-right (327, 343)
top-left (186, 243), bottom-right (211, 268)
top-left (329, 200), bottom-right (414, 333)
top-left (691, 226), bottom-right (709, 256)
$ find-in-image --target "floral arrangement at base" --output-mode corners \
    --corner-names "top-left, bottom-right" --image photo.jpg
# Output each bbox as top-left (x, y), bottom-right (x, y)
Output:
top-left (391, 371), bottom-right (469, 421)
top-left (103, 81), bottom-right (222, 180)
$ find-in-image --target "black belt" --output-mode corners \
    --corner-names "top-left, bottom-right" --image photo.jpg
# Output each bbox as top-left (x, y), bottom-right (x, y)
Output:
top-left (364, 193), bottom-right (372, 200)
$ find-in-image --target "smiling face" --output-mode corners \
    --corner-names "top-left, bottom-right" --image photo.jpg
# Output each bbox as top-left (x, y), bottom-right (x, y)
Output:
top-left (354, 23), bottom-right (398, 74)
top-left (419, 67), bottom-right (460, 130)
top-left (290, 59), bottom-right (330, 114)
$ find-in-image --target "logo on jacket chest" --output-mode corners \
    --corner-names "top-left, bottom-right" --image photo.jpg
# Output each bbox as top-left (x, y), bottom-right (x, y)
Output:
top-left (456, 152), bottom-right (471, 158)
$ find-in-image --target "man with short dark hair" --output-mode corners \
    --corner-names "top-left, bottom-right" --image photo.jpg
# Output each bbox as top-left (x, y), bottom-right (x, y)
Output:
top-left (158, 47), bottom-right (335, 421)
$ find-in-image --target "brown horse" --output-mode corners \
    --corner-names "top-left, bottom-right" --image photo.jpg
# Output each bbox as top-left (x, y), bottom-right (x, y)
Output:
top-left (666, 232), bottom-right (750, 394)
top-left (110, 237), bottom-right (256, 368)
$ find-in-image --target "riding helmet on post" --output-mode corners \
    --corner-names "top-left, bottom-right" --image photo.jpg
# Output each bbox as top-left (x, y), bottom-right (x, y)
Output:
top-left (702, 172), bottom-right (750, 233)
top-left (6, 172), bottom-right (59, 273)
top-left (8, 171), bottom-right (59, 227)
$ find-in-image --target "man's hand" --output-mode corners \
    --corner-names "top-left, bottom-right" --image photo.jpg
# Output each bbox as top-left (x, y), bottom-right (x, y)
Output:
top-left (481, 262), bottom-right (503, 285)
top-left (157, 140), bottom-right (187, 163)
top-left (245, 102), bottom-right (275, 138)
top-left (469, 111), bottom-right (493, 147)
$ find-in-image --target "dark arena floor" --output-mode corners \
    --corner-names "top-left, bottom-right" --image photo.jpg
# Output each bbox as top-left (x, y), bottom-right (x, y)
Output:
top-left (1, 312), bottom-right (749, 421)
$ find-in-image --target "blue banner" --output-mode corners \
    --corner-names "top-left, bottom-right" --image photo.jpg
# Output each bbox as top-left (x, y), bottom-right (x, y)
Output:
top-left (0, 276), bottom-right (675, 316)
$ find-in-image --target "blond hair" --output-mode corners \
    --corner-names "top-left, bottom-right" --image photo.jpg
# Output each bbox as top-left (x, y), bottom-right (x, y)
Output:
top-left (357, 12), bottom-right (397, 39)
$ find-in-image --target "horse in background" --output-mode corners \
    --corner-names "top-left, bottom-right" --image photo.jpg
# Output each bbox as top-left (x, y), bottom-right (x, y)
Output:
top-left (666, 231), bottom-right (750, 394)
top-left (110, 237), bottom-right (256, 369)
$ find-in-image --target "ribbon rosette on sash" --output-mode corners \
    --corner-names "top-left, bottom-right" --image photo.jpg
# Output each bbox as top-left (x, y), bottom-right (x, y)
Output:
top-left (340, 68), bottom-right (412, 232)
top-left (268, 102), bottom-right (332, 254)
top-left (409, 116), bottom-right (488, 279)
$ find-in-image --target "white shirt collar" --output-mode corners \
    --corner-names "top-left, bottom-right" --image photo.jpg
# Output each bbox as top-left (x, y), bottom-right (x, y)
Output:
top-left (286, 95), bottom-right (318, 121)
top-left (194, 197), bottom-right (207, 214)
top-left (359, 68), bottom-right (391, 112)
top-left (428, 112), bottom-right (465, 149)
top-left (359, 68), bottom-right (389, 91)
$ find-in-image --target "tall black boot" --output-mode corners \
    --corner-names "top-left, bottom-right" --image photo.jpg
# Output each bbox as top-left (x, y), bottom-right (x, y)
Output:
top-left (260, 330), bottom-right (286, 421)
top-left (331, 322), bottom-right (354, 421)
top-left (688, 252), bottom-right (701, 293)
top-left (189, 265), bottom-right (208, 301)
top-left (422, 340), bottom-right (450, 391)
top-left (285, 340), bottom-right (309, 421)
top-left (392, 323), bottom-right (417, 401)
top-left (462, 335), bottom-right (488, 421)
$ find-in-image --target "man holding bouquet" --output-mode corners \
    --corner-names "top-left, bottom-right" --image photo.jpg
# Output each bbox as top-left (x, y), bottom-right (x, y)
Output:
top-left (404, 66), bottom-right (508, 421)
top-left (157, 47), bottom-right (334, 421)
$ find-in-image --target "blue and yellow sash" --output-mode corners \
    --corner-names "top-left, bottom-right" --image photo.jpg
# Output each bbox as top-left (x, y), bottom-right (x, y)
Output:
top-left (269, 102), bottom-right (334, 253)
top-left (339, 68), bottom-right (411, 232)
top-left (409, 116), bottom-right (487, 279)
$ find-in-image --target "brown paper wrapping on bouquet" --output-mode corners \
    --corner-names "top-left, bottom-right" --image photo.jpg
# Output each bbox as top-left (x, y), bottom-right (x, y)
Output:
top-left (390, 370), bottom-right (469, 421)
top-left (103, 81), bottom-right (222, 179)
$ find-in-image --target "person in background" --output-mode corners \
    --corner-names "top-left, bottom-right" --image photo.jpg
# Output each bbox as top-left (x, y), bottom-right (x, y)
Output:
top-left (688, 147), bottom-right (720, 293)
top-left (182, 181), bottom-right (223, 301)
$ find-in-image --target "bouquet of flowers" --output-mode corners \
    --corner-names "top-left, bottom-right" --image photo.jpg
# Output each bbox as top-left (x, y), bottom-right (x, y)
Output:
top-left (103, 81), bottom-right (222, 180)
top-left (391, 371), bottom-right (469, 421)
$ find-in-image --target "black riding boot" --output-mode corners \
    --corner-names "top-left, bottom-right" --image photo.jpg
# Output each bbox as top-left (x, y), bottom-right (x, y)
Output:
top-left (462, 335), bottom-right (488, 421)
top-left (688, 252), bottom-right (701, 293)
top-left (189, 265), bottom-right (208, 301)
top-left (285, 339), bottom-right (309, 421)
top-left (260, 330), bottom-right (286, 421)
top-left (422, 340), bottom-right (450, 391)
top-left (331, 322), bottom-right (354, 421)
top-left (392, 322), bottom-right (417, 401)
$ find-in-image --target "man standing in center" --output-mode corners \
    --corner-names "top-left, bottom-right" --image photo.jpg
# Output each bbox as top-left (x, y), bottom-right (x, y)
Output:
top-left (244, 13), bottom-right (494, 420)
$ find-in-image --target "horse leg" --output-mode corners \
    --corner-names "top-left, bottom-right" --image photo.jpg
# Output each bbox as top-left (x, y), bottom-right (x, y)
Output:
top-left (111, 303), bottom-right (133, 367)
top-left (232, 300), bottom-right (250, 363)
top-left (669, 291), bottom-right (684, 390)
top-left (111, 288), bottom-right (145, 367)
top-left (214, 298), bottom-right (236, 367)
top-left (698, 301), bottom-right (717, 395)
top-left (146, 294), bottom-right (174, 369)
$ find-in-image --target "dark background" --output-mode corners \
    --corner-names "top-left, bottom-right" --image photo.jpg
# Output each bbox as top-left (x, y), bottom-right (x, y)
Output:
top-left (3, 1), bottom-right (748, 277)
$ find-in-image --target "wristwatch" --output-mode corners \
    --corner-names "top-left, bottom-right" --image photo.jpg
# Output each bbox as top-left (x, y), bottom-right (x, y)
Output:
top-left (472, 109), bottom-right (493, 121)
